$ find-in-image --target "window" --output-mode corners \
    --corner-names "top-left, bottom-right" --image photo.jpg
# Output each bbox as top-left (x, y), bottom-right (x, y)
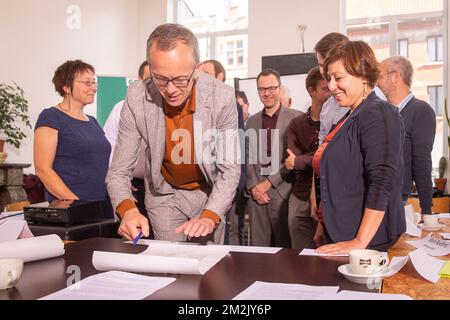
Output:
top-left (428, 85), bottom-right (443, 116)
top-left (175, 0), bottom-right (249, 83)
top-left (427, 35), bottom-right (443, 62)
top-left (398, 38), bottom-right (409, 57)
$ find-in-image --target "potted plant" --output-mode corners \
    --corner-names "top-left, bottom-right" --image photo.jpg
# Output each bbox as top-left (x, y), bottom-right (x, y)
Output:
top-left (0, 82), bottom-right (32, 162)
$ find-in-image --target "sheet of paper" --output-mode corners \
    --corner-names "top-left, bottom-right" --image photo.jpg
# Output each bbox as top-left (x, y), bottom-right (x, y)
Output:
top-left (233, 281), bottom-right (339, 300)
top-left (440, 233), bottom-right (450, 240)
top-left (327, 290), bottom-right (413, 300)
top-left (299, 249), bottom-right (348, 257)
top-left (40, 271), bottom-right (176, 300)
top-left (93, 242), bottom-right (229, 275)
top-left (0, 211), bottom-right (24, 219)
top-left (0, 219), bottom-right (33, 242)
top-left (406, 236), bottom-right (450, 257)
top-left (0, 234), bottom-right (64, 262)
top-left (129, 239), bottom-right (282, 254)
top-left (385, 256), bottom-right (409, 276)
top-left (409, 248), bottom-right (445, 283)
top-left (404, 205), bottom-right (422, 237)
top-left (436, 213), bottom-right (450, 219)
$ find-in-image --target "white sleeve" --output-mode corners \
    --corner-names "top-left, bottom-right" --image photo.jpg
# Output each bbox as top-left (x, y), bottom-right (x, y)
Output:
top-left (103, 100), bottom-right (125, 164)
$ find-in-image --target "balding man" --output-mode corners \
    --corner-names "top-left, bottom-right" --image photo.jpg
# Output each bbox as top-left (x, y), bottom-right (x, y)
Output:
top-left (378, 56), bottom-right (436, 215)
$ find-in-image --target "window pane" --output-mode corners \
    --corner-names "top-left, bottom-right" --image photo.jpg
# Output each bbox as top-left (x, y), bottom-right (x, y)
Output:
top-left (346, 23), bottom-right (391, 61)
top-left (428, 86), bottom-right (437, 113)
top-left (437, 85), bottom-right (443, 116)
top-left (398, 39), bottom-right (408, 57)
top-left (237, 50), bottom-right (244, 65)
top-left (428, 37), bottom-right (436, 62)
top-left (237, 39), bottom-right (244, 49)
top-left (216, 35), bottom-right (248, 79)
top-left (437, 36), bottom-right (443, 61)
top-left (227, 51), bottom-right (234, 65)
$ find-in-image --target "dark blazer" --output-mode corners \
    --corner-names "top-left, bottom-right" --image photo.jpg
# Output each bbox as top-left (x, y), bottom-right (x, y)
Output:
top-left (400, 97), bottom-right (436, 214)
top-left (320, 92), bottom-right (406, 246)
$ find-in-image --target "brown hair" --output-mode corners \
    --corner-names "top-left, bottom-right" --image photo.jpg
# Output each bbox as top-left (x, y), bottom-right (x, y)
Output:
top-left (138, 61), bottom-right (150, 79)
top-left (323, 41), bottom-right (379, 88)
top-left (202, 59), bottom-right (226, 82)
top-left (146, 24), bottom-right (199, 66)
top-left (52, 60), bottom-right (95, 97)
top-left (314, 32), bottom-right (348, 57)
top-left (305, 66), bottom-right (325, 90)
top-left (257, 68), bottom-right (281, 85)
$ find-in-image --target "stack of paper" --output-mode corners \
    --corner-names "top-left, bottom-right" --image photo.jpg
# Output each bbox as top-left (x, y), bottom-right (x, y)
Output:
top-left (40, 271), bottom-right (175, 300)
top-left (0, 234), bottom-right (64, 262)
top-left (409, 248), bottom-right (446, 283)
top-left (406, 236), bottom-right (450, 257)
top-left (93, 242), bottom-right (229, 275)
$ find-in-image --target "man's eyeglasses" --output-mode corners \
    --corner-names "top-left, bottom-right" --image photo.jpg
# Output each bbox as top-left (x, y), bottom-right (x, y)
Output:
top-left (379, 71), bottom-right (396, 79)
top-left (257, 86), bottom-right (279, 94)
top-left (151, 69), bottom-right (196, 88)
top-left (75, 80), bottom-right (97, 87)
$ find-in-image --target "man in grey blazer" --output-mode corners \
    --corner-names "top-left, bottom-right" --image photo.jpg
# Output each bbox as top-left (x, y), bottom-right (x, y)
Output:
top-left (246, 68), bottom-right (301, 247)
top-left (106, 24), bottom-right (240, 244)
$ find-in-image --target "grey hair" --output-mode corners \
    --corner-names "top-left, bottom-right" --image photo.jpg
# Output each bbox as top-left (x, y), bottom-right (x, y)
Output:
top-left (146, 23), bottom-right (200, 66)
top-left (383, 56), bottom-right (414, 87)
top-left (280, 85), bottom-right (291, 99)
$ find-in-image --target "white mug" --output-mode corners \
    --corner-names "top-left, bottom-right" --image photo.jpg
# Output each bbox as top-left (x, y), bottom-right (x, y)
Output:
top-left (423, 214), bottom-right (439, 226)
top-left (349, 249), bottom-right (389, 275)
top-left (0, 258), bottom-right (23, 290)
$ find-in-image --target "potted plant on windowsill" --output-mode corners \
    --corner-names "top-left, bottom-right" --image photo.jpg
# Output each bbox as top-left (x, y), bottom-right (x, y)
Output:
top-left (0, 82), bottom-right (32, 163)
top-left (435, 97), bottom-right (450, 192)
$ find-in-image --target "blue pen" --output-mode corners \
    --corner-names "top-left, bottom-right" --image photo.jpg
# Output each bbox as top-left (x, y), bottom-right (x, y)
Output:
top-left (133, 231), bottom-right (143, 245)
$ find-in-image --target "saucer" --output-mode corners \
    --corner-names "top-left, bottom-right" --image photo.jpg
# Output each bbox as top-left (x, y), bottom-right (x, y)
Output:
top-left (418, 223), bottom-right (445, 232)
top-left (338, 264), bottom-right (390, 285)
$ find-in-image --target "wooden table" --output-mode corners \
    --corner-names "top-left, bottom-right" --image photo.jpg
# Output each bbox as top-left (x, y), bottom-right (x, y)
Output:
top-left (383, 218), bottom-right (450, 299)
top-left (0, 238), bottom-right (377, 300)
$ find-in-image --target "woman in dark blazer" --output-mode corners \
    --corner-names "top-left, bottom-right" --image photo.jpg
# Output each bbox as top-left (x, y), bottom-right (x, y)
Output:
top-left (313, 41), bottom-right (406, 254)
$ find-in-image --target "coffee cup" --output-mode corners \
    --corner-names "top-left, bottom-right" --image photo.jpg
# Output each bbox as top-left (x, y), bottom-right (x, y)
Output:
top-left (349, 249), bottom-right (389, 275)
top-left (422, 214), bottom-right (439, 226)
top-left (0, 258), bottom-right (23, 290)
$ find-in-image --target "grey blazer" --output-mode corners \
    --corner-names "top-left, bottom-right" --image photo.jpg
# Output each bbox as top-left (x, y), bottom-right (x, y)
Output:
top-left (245, 107), bottom-right (301, 199)
top-left (106, 72), bottom-right (241, 220)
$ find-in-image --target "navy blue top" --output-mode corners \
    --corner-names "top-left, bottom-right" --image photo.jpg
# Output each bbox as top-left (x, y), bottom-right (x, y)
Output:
top-left (320, 92), bottom-right (406, 246)
top-left (35, 107), bottom-right (112, 217)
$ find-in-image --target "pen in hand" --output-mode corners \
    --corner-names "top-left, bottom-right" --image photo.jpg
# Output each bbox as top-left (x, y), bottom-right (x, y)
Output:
top-left (133, 231), bottom-right (143, 245)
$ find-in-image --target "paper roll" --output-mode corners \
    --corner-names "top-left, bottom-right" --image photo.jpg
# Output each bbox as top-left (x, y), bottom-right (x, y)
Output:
top-left (0, 234), bottom-right (65, 263)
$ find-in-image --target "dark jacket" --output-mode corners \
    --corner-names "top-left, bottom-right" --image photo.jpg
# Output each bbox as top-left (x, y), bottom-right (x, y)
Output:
top-left (320, 92), bottom-right (406, 246)
top-left (400, 97), bottom-right (436, 214)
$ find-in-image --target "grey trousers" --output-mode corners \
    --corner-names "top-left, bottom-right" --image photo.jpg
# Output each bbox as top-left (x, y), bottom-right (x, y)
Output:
top-left (226, 190), bottom-right (246, 245)
top-left (288, 194), bottom-right (317, 249)
top-left (247, 188), bottom-right (291, 248)
top-left (147, 188), bottom-right (225, 244)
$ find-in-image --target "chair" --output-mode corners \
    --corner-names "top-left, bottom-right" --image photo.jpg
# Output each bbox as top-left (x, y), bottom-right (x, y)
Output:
top-left (4, 200), bottom-right (30, 212)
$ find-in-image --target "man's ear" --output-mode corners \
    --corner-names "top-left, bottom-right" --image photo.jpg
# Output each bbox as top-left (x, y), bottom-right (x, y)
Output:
top-left (217, 72), bottom-right (225, 82)
top-left (307, 86), bottom-right (315, 97)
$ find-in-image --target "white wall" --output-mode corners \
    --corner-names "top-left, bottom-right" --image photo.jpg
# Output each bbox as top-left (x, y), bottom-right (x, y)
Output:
top-left (248, 0), bottom-right (343, 77)
top-left (0, 0), bottom-right (167, 173)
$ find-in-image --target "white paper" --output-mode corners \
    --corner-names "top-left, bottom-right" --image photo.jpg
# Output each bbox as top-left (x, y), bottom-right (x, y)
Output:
top-left (385, 256), bottom-right (409, 276)
top-left (0, 219), bottom-right (33, 242)
top-left (435, 213), bottom-right (450, 219)
top-left (406, 236), bottom-right (450, 257)
top-left (129, 239), bottom-right (282, 254)
top-left (440, 233), bottom-right (450, 240)
top-left (409, 248), bottom-right (445, 283)
top-left (327, 290), bottom-right (413, 300)
top-left (40, 271), bottom-right (175, 300)
top-left (93, 242), bottom-right (229, 275)
top-left (233, 281), bottom-right (339, 300)
top-left (404, 205), bottom-right (422, 237)
top-left (0, 234), bottom-right (64, 262)
top-left (299, 249), bottom-right (348, 257)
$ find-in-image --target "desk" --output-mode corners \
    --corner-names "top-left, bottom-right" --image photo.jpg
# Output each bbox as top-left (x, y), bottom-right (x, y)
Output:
top-left (383, 219), bottom-right (450, 299)
top-left (1, 238), bottom-right (377, 300)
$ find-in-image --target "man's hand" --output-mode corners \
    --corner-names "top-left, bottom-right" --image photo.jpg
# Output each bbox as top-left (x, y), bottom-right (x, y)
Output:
top-left (175, 217), bottom-right (216, 238)
top-left (316, 238), bottom-right (366, 255)
top-left (250, 179), bottom-right (272, 200)
top-left (285, 149), bottom-right (296, 171)
top-left (256, 192), bottom-right (270, 205)
top-left (118, 208), bottom-right (150, 241)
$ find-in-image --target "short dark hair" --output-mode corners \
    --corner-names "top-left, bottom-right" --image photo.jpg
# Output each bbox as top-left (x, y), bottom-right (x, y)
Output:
top-left (202, 59), bottom-right (226, 82)
top-left (257, 68), bottom-right (281, 85)
top-left (52, 60), bottom-right (95, 97)
top-left (305, 66), bottom-right (325, 90)
top-left (146, 23), bottom-right (199, 66)
top-left (138, 61), bottom-right (150, 79)
top-left (236, 91), bottom-right (248, 104)
top-left (323, 40), bottom-right (379, 88)
top-left (314, 32), bottom-right (349, 57)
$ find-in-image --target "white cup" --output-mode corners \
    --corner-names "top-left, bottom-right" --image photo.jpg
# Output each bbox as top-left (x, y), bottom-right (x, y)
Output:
top-left (423, 214), bottom-right (439, 226)
top-left (0, 258), bottom-right (23, 290)
top-left (349, 249), bottom-right (389, 275)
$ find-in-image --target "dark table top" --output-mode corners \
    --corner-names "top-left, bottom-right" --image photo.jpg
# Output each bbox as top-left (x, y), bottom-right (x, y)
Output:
top-left (0, 238), bottom-right (377, 300)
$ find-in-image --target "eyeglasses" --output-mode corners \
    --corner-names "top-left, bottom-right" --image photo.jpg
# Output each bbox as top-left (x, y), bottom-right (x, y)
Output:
top-left (379, 71), bottom-right (396, 79)
top-left (75, 80), bottom-right (97, 87)
top-left (151, 69), bottom-right (196, 88)
top-left (257, 86), bottom-right (279, 94)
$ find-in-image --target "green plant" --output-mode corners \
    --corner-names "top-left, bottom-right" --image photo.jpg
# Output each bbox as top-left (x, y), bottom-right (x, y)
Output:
top-left (0, 82), bottom-right (32, 149)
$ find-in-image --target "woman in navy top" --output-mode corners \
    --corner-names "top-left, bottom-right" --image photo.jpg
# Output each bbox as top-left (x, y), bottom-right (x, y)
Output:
top-left (314, 41), bottom-right (405, 254)
top-left (34, 60), bottom-right (112, 217)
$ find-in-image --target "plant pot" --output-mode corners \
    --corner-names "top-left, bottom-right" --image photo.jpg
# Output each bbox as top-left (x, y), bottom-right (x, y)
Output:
top-left (0, 139), bottom-right (4, 153)
top-left (434, 178), bottom-right (447, 192)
